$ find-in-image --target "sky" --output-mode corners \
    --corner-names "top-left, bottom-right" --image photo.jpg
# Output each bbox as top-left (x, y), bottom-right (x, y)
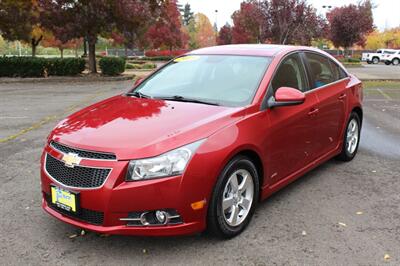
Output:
top-left (183, 0), bottom-right (400, 31)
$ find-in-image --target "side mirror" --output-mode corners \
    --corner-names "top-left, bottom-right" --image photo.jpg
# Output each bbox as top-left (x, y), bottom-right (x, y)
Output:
top-left (268, 87), bottom-right (305, 108)
top-left (134, 78), bottom-right (144, 86)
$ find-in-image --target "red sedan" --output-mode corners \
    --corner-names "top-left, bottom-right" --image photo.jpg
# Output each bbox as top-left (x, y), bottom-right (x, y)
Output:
top-left (41, 45), bottom-right (363, 238)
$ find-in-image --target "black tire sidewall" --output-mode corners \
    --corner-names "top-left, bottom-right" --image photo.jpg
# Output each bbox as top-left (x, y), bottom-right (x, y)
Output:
top-left (208, 156), bottom-right (260, 238)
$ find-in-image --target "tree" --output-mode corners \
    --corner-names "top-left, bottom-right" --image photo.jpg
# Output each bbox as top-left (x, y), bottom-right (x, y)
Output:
top-left (41, 33), bottom-right (82, 58)
top-left (263, 0), bottom-right (326, 45)
top-left (111, 0), bottom-right (161, 56)
top-left (327, 1), bottom-right (374, 50)
top-left (365, 30), bottom-right (385, 50)
top-left (39, 0), bottom-right (112, 73)
top-left (382, 28), bottom-right (400, 49)
top-left (193, 13), bottom-right (215, 48)
top-left (217, 24), bottom-right (233, 45)
top-left (232, 1), bottom-right (264, 44)
top-left (187, 18), bottom-right (198, 49)
top-left (181, 3), bottom-right (194, 26)
top-left (365, 28), bottom-right (400, 50)
top-left (0, 0), bottom-right (43, 56)
top-left (146, 0), bottom-right (188, 50)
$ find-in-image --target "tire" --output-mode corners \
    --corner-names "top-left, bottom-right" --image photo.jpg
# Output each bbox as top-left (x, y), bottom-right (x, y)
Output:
top-left (336, 112), bottom-right (361, 162)
top-left (372, 57), bottom-right (379, 64)
top-left (207, 155), bottom-right (260, 238)
top-left (393, 58), bottom-right (400, 66)
top-left (367, 60), bottom-right (372, 64)
top-left (385, 61), bottom-right (392, 65)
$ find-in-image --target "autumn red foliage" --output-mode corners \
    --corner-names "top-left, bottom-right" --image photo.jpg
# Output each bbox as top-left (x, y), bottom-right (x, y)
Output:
top-left (146, 0), bottom-right (188, 50)
top-left (217, 24), bottom-right (233, 45)
top-left (232, 1), bottom-right (264, 44)
top-left (263, 0), bottom-right (327, 45)
top-left (230, 0), bottom-right (326, 46)
top-left (112, 0), bottom-right (160, 52)
top-left (327, 1), bottom-right (374, 49)
top-left (0, 0), bottom-right (43, 56)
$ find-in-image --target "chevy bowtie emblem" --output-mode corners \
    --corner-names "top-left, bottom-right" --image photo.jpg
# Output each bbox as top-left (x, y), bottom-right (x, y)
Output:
top-left (62, 152), bottom-right (82, 168)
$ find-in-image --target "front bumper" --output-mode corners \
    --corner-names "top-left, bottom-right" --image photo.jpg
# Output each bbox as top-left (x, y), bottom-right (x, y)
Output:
top-left (40, 144), bottom-right (208, 236)
top-left (42, 200), bottom-right (203, 236)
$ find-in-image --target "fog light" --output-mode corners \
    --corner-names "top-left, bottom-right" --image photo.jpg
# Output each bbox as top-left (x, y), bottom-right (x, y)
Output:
top-left (155, 210), bottom-right (168, 224)
top-left (140, 213), bottom-right (149, 226)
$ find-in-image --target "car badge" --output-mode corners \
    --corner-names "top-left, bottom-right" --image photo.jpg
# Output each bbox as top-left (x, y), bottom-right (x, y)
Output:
top-left (62, 152), bottom-right (82, 168)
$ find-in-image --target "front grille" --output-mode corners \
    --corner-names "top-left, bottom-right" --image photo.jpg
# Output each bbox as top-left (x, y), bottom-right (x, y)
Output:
top-left (50, 141), bottom-right (116, 160)
top-left (45, 154), bottom-right (111, 188)
top-left (44, 193), bottom-right (104, 225)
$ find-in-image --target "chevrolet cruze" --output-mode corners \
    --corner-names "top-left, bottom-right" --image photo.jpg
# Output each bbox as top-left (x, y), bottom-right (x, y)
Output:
top-left (41, 45), bottom-right (363, 238)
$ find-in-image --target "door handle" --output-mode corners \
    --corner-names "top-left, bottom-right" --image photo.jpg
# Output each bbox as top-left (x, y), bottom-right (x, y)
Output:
top-left (308, 108), bottom-right (319, 116)
top-left (338, 93), bottom-right (347, 100)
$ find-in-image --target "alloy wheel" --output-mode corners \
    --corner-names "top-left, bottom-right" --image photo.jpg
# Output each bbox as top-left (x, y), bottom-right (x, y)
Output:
top-left (222, 169), bottom-right (254, 227)
top-left (346, 118), bottom-right (359, 154)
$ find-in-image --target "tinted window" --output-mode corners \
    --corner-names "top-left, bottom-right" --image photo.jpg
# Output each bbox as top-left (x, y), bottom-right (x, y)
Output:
top-left (271, 53), bottom-right (307, 92)
top-left (134, 55), bottom-right (272, 107)
top-left (329, 61), bottom-right (348, 80)
top-left (384, 51), bottom-right (396, 54)
top-left (306, 53), bottom-right (336, 89)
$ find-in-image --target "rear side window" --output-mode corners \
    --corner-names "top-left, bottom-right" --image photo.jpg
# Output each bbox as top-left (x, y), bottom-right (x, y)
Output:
top-left (305, 53), bottom-right (336, 89)
top-left (330, 61), bottom-right (348, 80)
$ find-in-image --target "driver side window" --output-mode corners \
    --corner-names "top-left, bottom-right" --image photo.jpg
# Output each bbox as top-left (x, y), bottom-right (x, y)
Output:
top-left (271, 53), bottom-right (307, 93)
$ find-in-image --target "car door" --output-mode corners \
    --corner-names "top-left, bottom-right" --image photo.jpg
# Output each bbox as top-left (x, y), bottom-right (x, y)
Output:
top-left (266, 52), bottom-right (319, 183)
top-left (303, 52), bottom-right (348, 157)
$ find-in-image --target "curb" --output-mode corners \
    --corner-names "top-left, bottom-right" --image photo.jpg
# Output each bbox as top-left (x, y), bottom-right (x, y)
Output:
top-left (0, 75), bottom-right (135, 84)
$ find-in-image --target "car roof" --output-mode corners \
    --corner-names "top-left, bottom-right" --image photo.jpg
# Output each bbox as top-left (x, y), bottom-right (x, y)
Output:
top-left (189, 44), bottom-right (319, 57)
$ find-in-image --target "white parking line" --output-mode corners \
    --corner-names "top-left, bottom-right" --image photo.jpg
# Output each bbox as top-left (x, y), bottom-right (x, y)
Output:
top-left (377, 88), bottom-right (393, 100)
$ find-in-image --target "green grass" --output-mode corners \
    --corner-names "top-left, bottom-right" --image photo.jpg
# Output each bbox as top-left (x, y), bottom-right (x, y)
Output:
top-left (363, 81), bottom-right (400, 89)
top-left (363, 81), bottom-right (400, 100)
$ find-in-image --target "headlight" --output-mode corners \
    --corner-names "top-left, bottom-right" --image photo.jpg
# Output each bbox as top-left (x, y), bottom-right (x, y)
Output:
top-left (126, 140), bottom-right (205, 181)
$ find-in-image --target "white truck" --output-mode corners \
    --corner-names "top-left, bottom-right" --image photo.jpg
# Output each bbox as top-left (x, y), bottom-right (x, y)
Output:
top-left (383, 50), bottom-right (400, 66)
top-left (361, 49), bottom-right (398, 64)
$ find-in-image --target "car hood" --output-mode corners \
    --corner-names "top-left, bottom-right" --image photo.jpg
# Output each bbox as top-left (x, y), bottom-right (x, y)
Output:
top-left (50, 95), bottom-right (245, 160)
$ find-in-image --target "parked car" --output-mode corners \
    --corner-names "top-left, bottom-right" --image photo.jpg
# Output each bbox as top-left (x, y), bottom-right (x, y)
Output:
top-left (361, 49), bottom-right (398, 64)
top-left (41, 44), bottom-right (363, 238)
top-left (383, 50), bottom-right (400, 65)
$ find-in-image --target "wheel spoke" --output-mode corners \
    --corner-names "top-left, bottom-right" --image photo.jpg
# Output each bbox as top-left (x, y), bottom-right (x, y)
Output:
top-left (229, 174), bottom-right (239, 192)
top-left (222, 196), bottom-right (234, 211)
top-left (239, 198), bottom-right (251, 211)
top-left (238, 173), bottom-right (251, 193)
top-left (229, 205), bottom-right (239, 225)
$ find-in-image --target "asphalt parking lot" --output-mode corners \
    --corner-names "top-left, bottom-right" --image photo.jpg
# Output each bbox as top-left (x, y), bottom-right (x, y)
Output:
top-left (0, 79), bottom-right (400, 265)
top-left (349, 63), bottom-right (400, 80)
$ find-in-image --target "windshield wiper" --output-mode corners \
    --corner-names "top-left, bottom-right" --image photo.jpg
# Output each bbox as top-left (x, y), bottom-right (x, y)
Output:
top-left (155, 95), bottom-right (220, 106)
top-left (127, 91), bottom-right (151, 99)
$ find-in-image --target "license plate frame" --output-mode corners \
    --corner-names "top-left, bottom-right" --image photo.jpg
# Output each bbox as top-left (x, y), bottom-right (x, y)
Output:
top-left (50, 185), bottom-right (80, 214)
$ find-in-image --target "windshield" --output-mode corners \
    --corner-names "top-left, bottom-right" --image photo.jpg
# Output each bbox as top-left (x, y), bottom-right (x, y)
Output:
top-left (131, 55), bottom-right (272, 107)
